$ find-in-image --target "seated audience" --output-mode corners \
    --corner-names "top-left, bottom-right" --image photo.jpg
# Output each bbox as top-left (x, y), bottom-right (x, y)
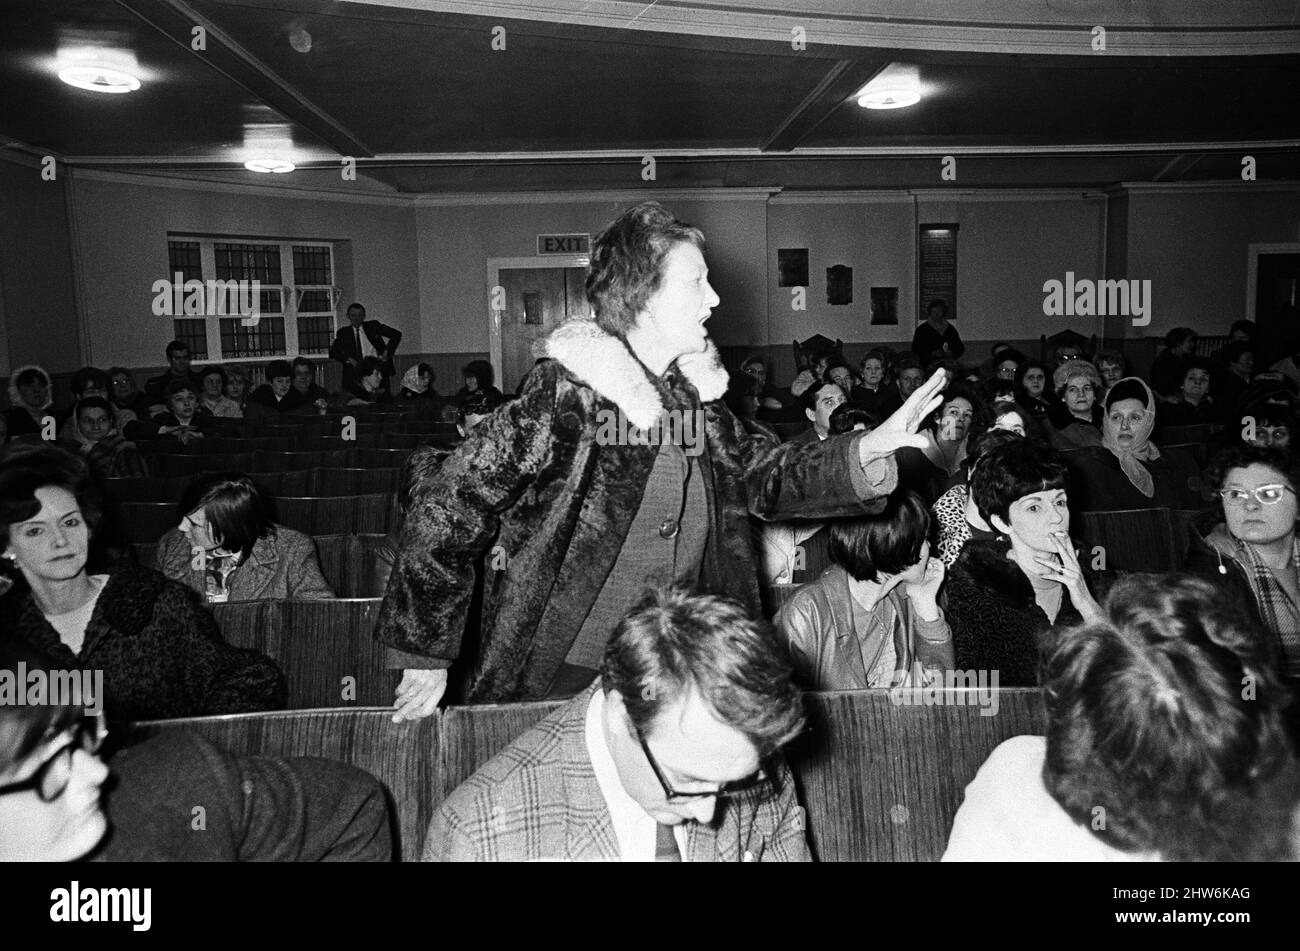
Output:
top-left (1045, 361), bottom-right (1103, 450)
top-left (290, 357), bottom-right (330, 414)
top-left (223, 366), bottom-right (251, 414)
top-left (1065, 377), bottom-right (1203, 512)
top-left (849, 349), bottom-right (901, 418)
top-left (912, 299), bottom-right (965, 364)
top-left (0, 639), bottom-right (392, 862)
top-left (1198, 445), bottom-right (1300, 678)
top-left (789, 380), bottom-right (846, 447)
top-left (1014, 360), bottom-right (1051, 419)
top-left (399, 362), bottom-right (442, 407)
top-left (1158, 356), bottom-right (1215, 428)
top-left (760, 405), bottom-right (876, 587)
top-left (933, 427), bottom-right (1023, 566)
top-left (455, 359), bottom-right (504, 408)
top-left (1149, 327), bottom-right (1198, 403)
top-left (196, 365), bottom-right (243, 418)
top-left (246, 360), bottom-right (308, 418)
top-left (107, 367), bottom-right (154, 426)
top-left (424, 587), bottom-right (810, 861)
top-left (59, 397), bottom-right (148, 480)
top-left (893, 355), bottom-right (925, 404)
top-left (55, 368), bottom-right (110, 439)
top-left (740, 356), bottom-right (796, 423)
top-left (0, 448), bottom-right (284, 721)
top-left (943, 441), bottom-right (1103, 686)
top-left (1208, 379), bottom-right (1296, 460)
top-left (944, 574), bottom-right (1299, 861)
top-left (141, 379), bottom-right (213, 445)
top-left (143, 340), bottom-right (203, 408)
top-left (776, 491), bottom-right (953, 690)
top-left (1092, 348), bottom-right (1126, 398)
top-left (4, 365), bottom-right (54, 439)
top-left (1214, 340), bottom-right (1255, 424)
top-left (155, 472), bottom-right (334, 602)
top-left (340, 356), bottom-right (395, 406)
top-left (990, 400), bottom-right (1045, 443)
top-left (1048, 343), bottom-right (1084, 371)
top-left (894, 382), bottom-right (986, 504)
top-left (456, 388), bottom-right (505, 437)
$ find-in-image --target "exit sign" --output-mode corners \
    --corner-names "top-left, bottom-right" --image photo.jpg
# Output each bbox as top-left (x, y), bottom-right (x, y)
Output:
top-left (537, 233), bottom-right (590, 255)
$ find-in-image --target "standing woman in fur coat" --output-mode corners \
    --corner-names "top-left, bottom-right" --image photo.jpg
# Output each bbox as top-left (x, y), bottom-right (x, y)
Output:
top-left (377, 201), bottom-right (949, 714)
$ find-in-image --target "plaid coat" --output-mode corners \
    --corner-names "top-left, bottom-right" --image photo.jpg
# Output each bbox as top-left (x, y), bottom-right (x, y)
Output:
top-left (423, 685), bottom-right (811, 862)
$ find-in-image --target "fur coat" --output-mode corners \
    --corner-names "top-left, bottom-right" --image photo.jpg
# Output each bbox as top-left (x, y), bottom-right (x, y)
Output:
top-left (376, 320), bottom-right (900, 702)
top-left (0, 561), bottom-right (285, 721)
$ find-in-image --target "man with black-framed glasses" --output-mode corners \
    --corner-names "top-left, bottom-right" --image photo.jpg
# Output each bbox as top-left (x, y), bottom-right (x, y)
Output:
top-left (425, 586), bottom-right (811, 862)
top-left (0, 642), bottom-right (394, 862)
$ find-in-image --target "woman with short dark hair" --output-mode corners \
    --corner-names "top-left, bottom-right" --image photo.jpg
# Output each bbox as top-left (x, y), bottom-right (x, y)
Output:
top-left (1014, 360), bottom-right (1051, 419)
top-left (944, 574), bottom-right (1299, 861)
top-left (933, 426), bottom-right (1024, 566)
top-left (154, 472), bottom-right (334, 602)
top-left (775, 490), bottom-right (953, 690)
top-left (943, 440), bottom-right (1103, 686)
top-left (0, 448), bottom-right (284, 722)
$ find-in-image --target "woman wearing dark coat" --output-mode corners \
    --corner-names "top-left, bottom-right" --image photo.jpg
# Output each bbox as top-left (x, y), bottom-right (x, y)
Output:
top-left (377, 202), bottom-right (947, 714)
top-left (942, 441), bottom-right (1103, 686)
top-left (0, 447), bottom-right (285, 723)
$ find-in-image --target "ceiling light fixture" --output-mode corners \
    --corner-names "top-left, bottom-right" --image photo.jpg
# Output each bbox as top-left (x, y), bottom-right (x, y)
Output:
top-left (244, 158), bottom-right (296, 173)
top-left (857, 63), bottom-right (921, 110)
top-left (58, 64), bottom-right (141, 94)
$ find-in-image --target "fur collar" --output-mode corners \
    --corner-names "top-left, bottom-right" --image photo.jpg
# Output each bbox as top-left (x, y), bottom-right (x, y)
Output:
top-left (953, 537), bottom-right (1036, 606)
top-left (534, 319), bottom-right (729, 430)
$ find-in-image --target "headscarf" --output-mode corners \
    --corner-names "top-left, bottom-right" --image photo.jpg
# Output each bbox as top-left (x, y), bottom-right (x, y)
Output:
top-left (1101, 376), bottom-right (1161, 498)
top-left (400, 365), bottom-right (429, 395)
top-left (6, 364), bottom-right (53, 412)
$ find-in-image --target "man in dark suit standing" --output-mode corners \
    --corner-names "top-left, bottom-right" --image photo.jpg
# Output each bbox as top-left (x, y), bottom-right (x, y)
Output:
top-left (329, 302), bottom-right (402, 392)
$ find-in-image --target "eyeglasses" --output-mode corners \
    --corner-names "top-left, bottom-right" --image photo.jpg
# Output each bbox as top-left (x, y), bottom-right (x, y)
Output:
top-left (1219, 484), bottom-right (1296, 506)
top-left (636, 728), bottom-right (771, 803)
top-left (0, 710), bottom-right (106, 802)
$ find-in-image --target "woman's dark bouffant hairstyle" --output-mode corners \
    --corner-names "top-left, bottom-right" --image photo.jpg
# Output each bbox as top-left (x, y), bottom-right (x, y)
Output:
top-left (970, 439), bottom-right (1069, 527)
top-left (177, 472), bottom-right (274, 559)
top-left (1204, 444), bottom-right (1300, 516)
top-left (1041, 573), bottom-right (1298, 861)
top-left (828, 490), bottom-right (932, 583)
top-left (924, 381), bottom-right (990, 440)
top-left (963, 425), bottom-right (1023, 479)
top-left (585, 202), bottom-right (706, 339)
top-left (0, 446), bottom-right (103, 554)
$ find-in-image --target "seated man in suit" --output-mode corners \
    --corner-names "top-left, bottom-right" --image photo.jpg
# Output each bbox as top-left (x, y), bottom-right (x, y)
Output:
top-left (329, 302), bottom-right (402, 393)
top-left (424, 587), bottom-right (811, 862)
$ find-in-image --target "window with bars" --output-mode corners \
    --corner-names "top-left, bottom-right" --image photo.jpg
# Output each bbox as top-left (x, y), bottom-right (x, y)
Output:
top-left (162, 237), bottom-right (338, 362)
top-left (167, 240), bottom-right (208, 359)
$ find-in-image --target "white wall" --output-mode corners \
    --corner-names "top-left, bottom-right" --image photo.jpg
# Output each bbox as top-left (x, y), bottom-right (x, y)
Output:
top-left (67, 172), bottom-right (421, 369)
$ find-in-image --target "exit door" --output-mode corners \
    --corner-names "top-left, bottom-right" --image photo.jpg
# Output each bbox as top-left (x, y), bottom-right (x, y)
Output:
top-left (1252, 250), bottom-right (1300, 364)
top-left (488, 256), bottom-right (590, 394)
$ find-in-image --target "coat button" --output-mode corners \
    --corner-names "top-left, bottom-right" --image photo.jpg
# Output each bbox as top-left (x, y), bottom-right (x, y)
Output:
top-left (659, 519), bottom-right (679, 539)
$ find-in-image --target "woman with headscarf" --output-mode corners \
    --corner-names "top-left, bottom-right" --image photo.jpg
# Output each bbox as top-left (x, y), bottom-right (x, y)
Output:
top-left (1045, 361), bottom-right (1104, 451)
top-left (4, 365), bottom-right (54, 439)
top-left (1063, 377), bottom-right (1203, 512)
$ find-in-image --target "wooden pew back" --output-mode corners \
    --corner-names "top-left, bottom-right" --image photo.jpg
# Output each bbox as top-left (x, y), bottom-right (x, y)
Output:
top-left (132, 688), bottom-right (1044, 862)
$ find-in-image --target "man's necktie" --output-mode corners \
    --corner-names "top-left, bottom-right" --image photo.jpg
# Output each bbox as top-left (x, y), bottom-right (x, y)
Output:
top-left (355, 325), bottom-right (363, 356)
top-left (655, 822), bottom-right (682, 862)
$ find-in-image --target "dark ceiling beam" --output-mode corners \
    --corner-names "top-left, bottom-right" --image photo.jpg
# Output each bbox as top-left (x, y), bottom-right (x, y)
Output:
top-left (1153, 153), bottom-right (1205, 182)
top-left (763, 59), bottom-right (889, 152)
top-left (113, 0), bottom-right (375, 157)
